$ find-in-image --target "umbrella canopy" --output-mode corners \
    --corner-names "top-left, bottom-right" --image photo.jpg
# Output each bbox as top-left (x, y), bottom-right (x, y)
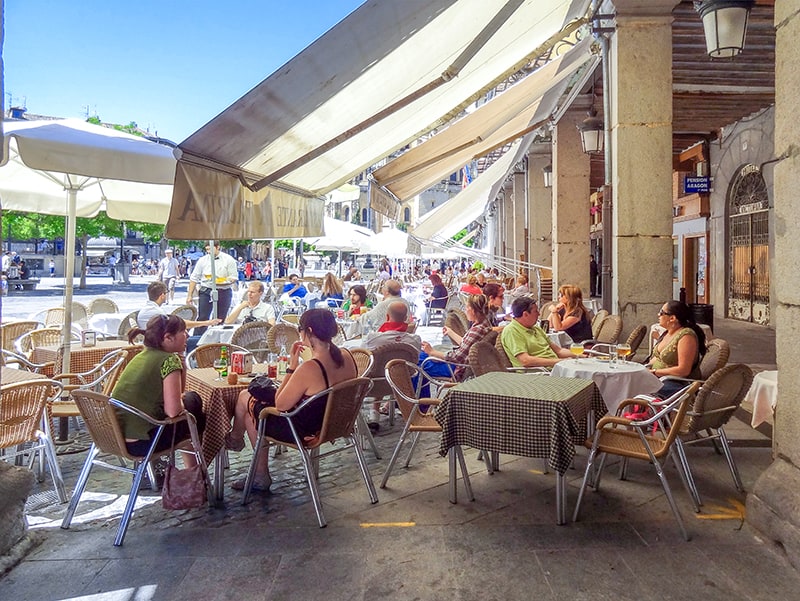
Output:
top-left (359, 227), bottom-right (414, 257)
top-left (308, 217), bottom-right (374, 252)
top-left (0, 119), bottom-right (176, 373)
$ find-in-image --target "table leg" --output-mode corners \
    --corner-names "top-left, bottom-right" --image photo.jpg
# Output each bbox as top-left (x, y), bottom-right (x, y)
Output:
top-left (448, 448), bottom-right (457, 504)
top-left (556, 472), bottom-right (567, 525)
top-left (58, 416), bottom-right (70, 442)
top-left (214, 450), bottom-right (225, 503)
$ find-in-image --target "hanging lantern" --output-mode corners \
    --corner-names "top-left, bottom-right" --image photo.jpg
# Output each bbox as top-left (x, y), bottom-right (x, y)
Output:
top-left (695, 0), bottom-right (755, 58)
top-left (578, 108), bottom-right (604, 155)
top-left (542, 164), bottom-right (553, 188)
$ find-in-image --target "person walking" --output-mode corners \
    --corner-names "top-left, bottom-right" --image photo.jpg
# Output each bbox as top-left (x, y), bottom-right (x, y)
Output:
top-left (157, 248), bottom-right (180, 303)
top-left (590, 255), bottom-right (599, 297)
top-left (49, 258), bottom-right (55, 277)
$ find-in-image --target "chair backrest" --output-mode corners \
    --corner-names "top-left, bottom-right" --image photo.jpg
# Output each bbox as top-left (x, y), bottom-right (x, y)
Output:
top-left (405, 321), bottom-right (418, 334)
top-left (171, 304), bottom-right (198, 321)
top-left (349, 348), bottom-right (374, 377)
top-left (281, 313), bottom-right (300, 325)
top-left (591, 309), bottom-right (609, 338)
top-left (44, 307), bottom-right (65, 327)
top-left (187, 343), bottom-right (250, 368)
top-left (312, 377), bottom-right (373, 447)
top-left (539, 301), bottom-right (557, 321)
top-left (1, 320), bottom-right (40, 351)
top-left (88, 297), bottom-right (119, 316)
top-left (0, 379), bottom-right (63, 448)
top-left (698, 338), bottom-right (730, 380)
top-left (230, 321), bottom-right (273, 362)
top-left (653, 381), bottom-right (702, 456)
top-left (266, 323), bottom-right (300, 353)
top-left (69, 390), bottom-right (139, 460)
top-left (684, 363), bottom-right (753, 433)
top-left (445, 311), bottom-right (467, 338)
top-left (595, 314), bottom-right (623, 344)
top-left (28, 327), bottom-right (65, 349)
top-left (625, 324), bottom-right (648, 356)
top-left (448, 309), bottom-right (469, 334)
top-left (468, 339), bottom-right (509, 376)
top-left (53, 348), bottom-right (129, 395)
top-left (118, 311), bottom-right (140, 339)
top-left (368, 342), bottom-right (421, 398)
top-left (384, 359), bottom-right (441, 427)
top-left (493, 333), bottom-right (514, 369)
top-left (71, 302), bottom-right (90, 328)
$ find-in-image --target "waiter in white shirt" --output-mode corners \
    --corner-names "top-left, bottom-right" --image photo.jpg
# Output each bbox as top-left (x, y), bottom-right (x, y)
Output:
top-left (186, 241), bottom-right (238, 335)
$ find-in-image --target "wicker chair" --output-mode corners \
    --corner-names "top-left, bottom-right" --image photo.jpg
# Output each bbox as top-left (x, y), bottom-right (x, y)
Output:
top-left (266, 323), bottom-right (300, 354)
top-left (16, 327), bottom-right (72, 356)
top-left (0, 379), bottom-right (67, 503)
top-left (186, 343), bottom-right (250, 369)
top-left (171, 304), bottom-right (198, 321)
top-left (625, 324), bottom-right (648, 360)
top-left (594, 314), bottom-right (623, 344)
top-left (71, 302), bottom-right (90, 329)
top-left (1, 320), bottom-right (40, 351)
top-left (87, 297), bottom-right (119, 316)
top-left (62, 390), bottom-right (210, 546)
top-left (229, 321), bottom-right (273, 363)
top-left (444, 311), bottom-right (467, 338)
top-left (468, 340), bottom-right (511, 376)
top-left (380, 359), bottom-right (474, 502)
top-left (573, 381), bottom-right (702, 541)
top-left (590, 309), bottom-right (608, 338)
top-left (117, 311), bottom-right (140, 340)
top-left (241, 378), bottom-right (378, 527)
top-left (44, 307), bottom-right (65, 327)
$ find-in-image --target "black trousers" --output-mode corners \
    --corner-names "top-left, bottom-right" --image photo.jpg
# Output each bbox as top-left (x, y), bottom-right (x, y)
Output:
top-left (195, 287), bottom-right (233, 335)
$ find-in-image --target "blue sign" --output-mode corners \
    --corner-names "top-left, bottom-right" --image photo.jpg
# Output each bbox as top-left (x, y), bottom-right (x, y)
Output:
top-left (684, 176), bottom-right (710, 194)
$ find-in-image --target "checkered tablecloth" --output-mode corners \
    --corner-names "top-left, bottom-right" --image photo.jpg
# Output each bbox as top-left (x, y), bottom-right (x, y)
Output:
top-left (185, 365), bottom-right (270, 464)
top-left (435, 372), bottom-right (607, 475)
top-left (31, 340), bottom-right (142, 377)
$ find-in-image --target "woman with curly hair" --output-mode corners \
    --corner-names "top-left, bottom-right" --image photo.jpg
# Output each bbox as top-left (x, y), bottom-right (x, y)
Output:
top-left (548, 284), bottom-right (592, 342)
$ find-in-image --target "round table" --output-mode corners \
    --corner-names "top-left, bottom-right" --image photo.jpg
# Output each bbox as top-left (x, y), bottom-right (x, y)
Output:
top-left (745, 370), bottom-right (778, 428)
top-left (87, 312), bottom-right (128, 336)
top-left (198, 324), bottom-right (240, 346)
top-left (547, 331), bottom-right (573, 348)
top-left (551, 357), bottom-right (662, 415)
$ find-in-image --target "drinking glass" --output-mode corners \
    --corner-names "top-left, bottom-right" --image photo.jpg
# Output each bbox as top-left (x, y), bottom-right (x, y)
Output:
top-left (569, 342), bottom-right (584, 359)
top-left (212, 359), bottom-right (227, 381)
top-left (616, 343), bottom-right (631, 363)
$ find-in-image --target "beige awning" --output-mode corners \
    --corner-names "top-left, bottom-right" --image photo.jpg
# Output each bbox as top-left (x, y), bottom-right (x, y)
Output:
top-left (412, 132), bottom-right (534, 242)
top-left (372, 37), bottom-right (596, 201)
top-left (171, 0), bottom-right (591, 235)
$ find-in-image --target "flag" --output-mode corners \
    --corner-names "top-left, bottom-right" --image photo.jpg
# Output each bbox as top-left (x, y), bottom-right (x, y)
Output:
top-left (461, 165), bottom-right (472, 189)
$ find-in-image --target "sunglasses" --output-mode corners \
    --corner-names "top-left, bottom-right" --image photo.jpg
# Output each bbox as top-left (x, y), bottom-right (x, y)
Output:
top-left (658, 310), bottom-right (672, 316)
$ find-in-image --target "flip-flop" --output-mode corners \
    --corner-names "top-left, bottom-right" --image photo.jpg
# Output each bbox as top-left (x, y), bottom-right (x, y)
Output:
top-left (231, 477), bottom-right (272, 492)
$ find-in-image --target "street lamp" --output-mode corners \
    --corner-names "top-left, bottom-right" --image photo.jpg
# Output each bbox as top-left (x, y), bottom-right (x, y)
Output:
top-left (578, 107), bottom-right (604, 154)
top-left (695, 0), bottom-right (755, 58)
top-left (542, 164), bottom-right (553, 188)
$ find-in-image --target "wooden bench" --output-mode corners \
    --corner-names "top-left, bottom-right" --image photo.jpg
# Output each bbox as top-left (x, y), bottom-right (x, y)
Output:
top-left (6, 278), bottom-right (40, 292)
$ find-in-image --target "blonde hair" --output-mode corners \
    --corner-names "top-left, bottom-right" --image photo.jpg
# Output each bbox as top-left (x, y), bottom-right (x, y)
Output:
top-left (465, 294), bottom-right (490, 320)
top-left (558, 284), bottom-right (588, 318)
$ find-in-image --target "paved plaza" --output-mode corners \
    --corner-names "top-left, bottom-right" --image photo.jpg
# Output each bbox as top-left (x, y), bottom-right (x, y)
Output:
top-left (1, 279), bottom-right (794, 601)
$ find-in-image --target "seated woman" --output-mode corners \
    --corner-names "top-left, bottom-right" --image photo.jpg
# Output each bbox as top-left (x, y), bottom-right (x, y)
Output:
top-left (420, 294), bottom-right (492, 381)
top-left (318, 272), bottom-right (344, 307)
top-left (459, 275), bottom-right (482, 295)
top-left (228, 309), bottom-right (358, 491)
top-left (342, 284), bottom-right (372, 317)
top-left (426, 273), bottom-right (449, 309)
top-left (112, 314), bottom-right (205, 464)
top-left (483, 282), bottom-right (508, 329)
top-left (648, 300), bottom-right (706, 398)
top-left (509, 273), bottom-right (530, 296)
top-left (548, 284), bottom-right (593, 343)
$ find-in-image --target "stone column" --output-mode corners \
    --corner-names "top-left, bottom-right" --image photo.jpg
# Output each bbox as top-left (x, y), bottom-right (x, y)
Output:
top-left (747, 0), bottom-right (800, 570)
top-left (511, 166), bottom-right (528, 274)
top-left (527, 150), bottom-right (553, 269)
top-left (500, 181), bottom-right (515, 271)
top-left (610, 0), bottom-right (679, 334)
top-left (552, 109), bottom-right (591, 294)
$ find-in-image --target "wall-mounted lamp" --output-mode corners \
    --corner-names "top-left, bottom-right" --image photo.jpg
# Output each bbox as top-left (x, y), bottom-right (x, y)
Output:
top-left (695, 0), bottom-right (754, 59)
top-left (542, 164), bottom-right (553, 188)
top-left (578, 107), bottom-right (604, 154)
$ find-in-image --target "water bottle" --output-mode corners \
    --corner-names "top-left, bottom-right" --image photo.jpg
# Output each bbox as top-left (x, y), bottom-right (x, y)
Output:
top-left (278, 344), bottom-right (288, 376)
top-left (219, 345), bottom-right (229, 377)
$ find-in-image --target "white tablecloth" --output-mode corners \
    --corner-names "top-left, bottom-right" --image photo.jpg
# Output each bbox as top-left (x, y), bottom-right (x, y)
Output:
top-left (198, 324), bottom-right (240, 346)
top-left (745, 370), bottom-right (778, 428)
top-left (87, 312), bottom-right (127, 336)
top-left (552, 357), bottom-right (662, 415)
top-left (548, 331), bottom-right (573, 348)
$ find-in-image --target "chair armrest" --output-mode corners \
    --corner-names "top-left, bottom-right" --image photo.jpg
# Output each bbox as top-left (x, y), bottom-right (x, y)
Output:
top-left (505, 366), bottom-right (550, 374)
top-left (107, 397), bottom-right (191, 427)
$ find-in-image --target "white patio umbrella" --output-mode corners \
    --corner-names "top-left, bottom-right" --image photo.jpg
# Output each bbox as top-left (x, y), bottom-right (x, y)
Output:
top-left (0, 119), bottom-right (175, 373)
top-left (308, 217), bottom-right (374, 275)
top-left (359, 227), bottom-right (416, 258)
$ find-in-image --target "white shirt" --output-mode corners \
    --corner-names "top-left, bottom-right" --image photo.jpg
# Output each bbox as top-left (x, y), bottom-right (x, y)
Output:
top-left (233, 301), bottom-right (276, 324)
top-left (137, 300), bottom-right (168, 329)
top-left (190, 252), bottom-right (238, 289)
top-left (159, 256), bottom-right (179, 279)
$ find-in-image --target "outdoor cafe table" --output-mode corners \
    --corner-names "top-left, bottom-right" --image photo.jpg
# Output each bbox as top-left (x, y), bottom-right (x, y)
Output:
top-left (185, 364), bottom-right (270, 500)
top-left (746, 369), bottom-right (778, 428)
top-left (551, 357), bottom-right (662, 416)
top-left (436, 372), bottom-right (606, 524)
top-left (31, 339), bottom-right (141, 376)
top-left (197, 324), bottom-right (240, 346)
top-left (87, 312), bottom-right (128, 337)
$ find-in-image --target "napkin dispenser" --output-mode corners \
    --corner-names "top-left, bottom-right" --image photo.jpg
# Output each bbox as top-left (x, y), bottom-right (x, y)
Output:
top-left (231, 351), bottom-right (253, 375)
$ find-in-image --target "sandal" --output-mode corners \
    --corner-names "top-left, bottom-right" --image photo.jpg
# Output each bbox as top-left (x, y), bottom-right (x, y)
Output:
top-left (224, 432), bottom-right (246, 452)
top-left (231, 476), bottom-right (272, 492)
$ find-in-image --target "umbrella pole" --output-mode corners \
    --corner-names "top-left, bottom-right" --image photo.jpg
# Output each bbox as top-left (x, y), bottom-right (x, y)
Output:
top-left (60, 187), bottom-right (77, 376)
top-left (208, 239), bottom-right (218, 320)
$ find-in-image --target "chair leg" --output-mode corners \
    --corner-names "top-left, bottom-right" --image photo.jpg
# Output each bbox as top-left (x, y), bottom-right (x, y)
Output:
top-left (350, 435), bottom-right (379, 504)
top-left (296, 447), bottom-right (327, 528)
top-left (572, 445), bottom-right (599, 522)
top-left (380, 422), bottom-right (413, 489)
top-left (673, 439), bottom-right (702, 509)
top-left (718, 427), bottom-right (744, 492)
top-left (61, 445), bottom-right (99, 529)
top-left (403, 431), bottom-right (422, 468)
top-left (647, 449), bottom-right (690, 542)
top-left (242, 429), bottom-right (267, 505)
top-left (39, 431), bottom-right (67, 503)
top-left (355, 413), bottom-right (381, 459)
top-left (478, 450), bottom-right (494, 474)
top-left (115, 459), bottom-right (149, 546)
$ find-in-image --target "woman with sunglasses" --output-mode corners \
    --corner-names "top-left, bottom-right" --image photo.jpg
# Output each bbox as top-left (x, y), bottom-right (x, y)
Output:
top-left (111, 314), bottom-right (205, 463)
top-left (228, 309), bottom-right (357, 491)
top-left (648, 300), bottom-right (706, 397)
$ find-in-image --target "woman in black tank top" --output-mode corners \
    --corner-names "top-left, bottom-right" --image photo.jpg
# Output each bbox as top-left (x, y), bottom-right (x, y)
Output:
top-left (228, 309), bottom-right (356, 492)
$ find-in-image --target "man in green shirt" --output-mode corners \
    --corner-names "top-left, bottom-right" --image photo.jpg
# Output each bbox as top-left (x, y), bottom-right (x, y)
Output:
top-left (500, 296), bottom-right (573, 368)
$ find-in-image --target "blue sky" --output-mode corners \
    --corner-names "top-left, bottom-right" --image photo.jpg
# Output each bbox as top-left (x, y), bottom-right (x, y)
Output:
top-left (4, 0), bottom-right (365, 142)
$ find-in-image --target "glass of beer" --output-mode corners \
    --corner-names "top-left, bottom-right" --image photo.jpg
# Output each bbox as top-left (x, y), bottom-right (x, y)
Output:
top-left (616, 343), bottom-right (631, 363)
top-left (569, 342), bottom-right (584, 360)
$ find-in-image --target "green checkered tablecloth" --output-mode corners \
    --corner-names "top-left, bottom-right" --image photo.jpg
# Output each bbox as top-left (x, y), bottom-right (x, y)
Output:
top-left (435, 372), bottom-right (607, 475)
